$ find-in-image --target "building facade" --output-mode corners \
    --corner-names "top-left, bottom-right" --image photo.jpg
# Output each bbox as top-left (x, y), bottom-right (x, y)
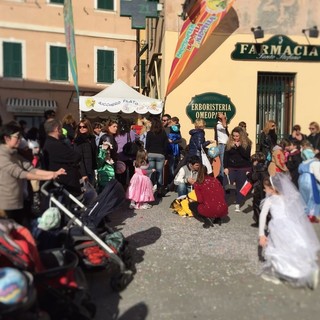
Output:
top-left (146, 0), bottom-right (320, 147)
top-left (0, 0), bottom-right (137, 127)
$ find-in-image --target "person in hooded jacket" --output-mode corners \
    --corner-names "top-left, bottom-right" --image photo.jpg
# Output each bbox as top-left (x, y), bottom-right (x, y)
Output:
top-left (73, 119), bottom-right (97, 185)
top-left (188, 118), bottom-right (212, 159)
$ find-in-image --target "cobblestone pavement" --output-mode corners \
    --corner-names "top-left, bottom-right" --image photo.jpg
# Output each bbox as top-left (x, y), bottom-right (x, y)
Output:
top-left (87, 192), bottom-right (320, 320)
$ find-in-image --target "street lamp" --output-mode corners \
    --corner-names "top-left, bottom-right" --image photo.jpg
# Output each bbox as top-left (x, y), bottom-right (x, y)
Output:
top-left (302, 26), bottom-right (319, 44)
top-left (251, 26), bottom-right (264, 40)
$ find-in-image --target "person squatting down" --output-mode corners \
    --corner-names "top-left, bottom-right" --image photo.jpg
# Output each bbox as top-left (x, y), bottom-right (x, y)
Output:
top-left (189, 165), bottom-right (228, 228)
top-left (174, 155), bottom-right (201, 197)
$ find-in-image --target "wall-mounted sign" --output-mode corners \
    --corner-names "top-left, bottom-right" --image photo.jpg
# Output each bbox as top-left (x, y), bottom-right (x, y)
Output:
top-left (231, 35), bottom-right (320, 62)
top-left (186, 92), bottom-right (236, 128)
top-left (120, 0), bottom-right (159, 30)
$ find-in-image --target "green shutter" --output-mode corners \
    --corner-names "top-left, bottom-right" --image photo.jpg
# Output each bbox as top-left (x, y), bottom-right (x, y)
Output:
top-left (98, 0), bottom-right (114, 10)
top-left (50, 46), bottom-right (68, 81)
top-left (50, 0), bottom-right (64, 4)
top-left (3, 42), bottom-right (22, 78)
top-left (97, 50), bottom-right (114, 83)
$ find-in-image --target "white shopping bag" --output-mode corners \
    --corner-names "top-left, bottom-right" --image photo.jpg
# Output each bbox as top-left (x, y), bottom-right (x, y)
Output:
top-left (201, 146), bottom-right (213, 175)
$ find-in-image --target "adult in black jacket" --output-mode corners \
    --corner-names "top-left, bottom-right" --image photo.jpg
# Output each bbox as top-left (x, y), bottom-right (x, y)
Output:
top-left (73, 119), bottom-right (97, 185)
top-left (224, 126), bottom-right (252, 212)
top-left (38, 109), bottom-right (56, 148)
top-left (307, 121), bottom-right (320, 154)
top-left (43, 119), bottom-right (82, 196)
top-left (145, 117), bottom-right (168, 193)
top-left (259, 120), bottom-right (277, 162)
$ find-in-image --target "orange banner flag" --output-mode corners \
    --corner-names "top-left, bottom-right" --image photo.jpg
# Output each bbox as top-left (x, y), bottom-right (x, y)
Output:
top-left (166, 0), bottom-right (236, 97)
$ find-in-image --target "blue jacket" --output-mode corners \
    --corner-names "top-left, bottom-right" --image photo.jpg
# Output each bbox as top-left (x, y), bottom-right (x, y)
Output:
top-left (188, 129), bottom-right (210, 158)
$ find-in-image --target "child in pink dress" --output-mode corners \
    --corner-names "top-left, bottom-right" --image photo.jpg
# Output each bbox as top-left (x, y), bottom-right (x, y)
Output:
top-left (126, 149), bottom-right (155, 210)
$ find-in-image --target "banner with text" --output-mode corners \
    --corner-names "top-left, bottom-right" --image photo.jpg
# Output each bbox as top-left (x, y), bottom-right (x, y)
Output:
top-left (64, 0), bottom-right (79, 97)
top-left (166, 0), bottom-right (235, 96)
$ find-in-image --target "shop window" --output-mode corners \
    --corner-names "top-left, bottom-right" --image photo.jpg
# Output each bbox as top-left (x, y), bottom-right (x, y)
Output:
top-left (50, 46), bottom-right (68, 81)
top-left (97, 0), bottom-right (114, 10)
top-left (3, 42), bottom-right (22, 78)
top-left (256, 72), bottom-right (295, 142)
top-left (97, 49), bottom-right (114, 83)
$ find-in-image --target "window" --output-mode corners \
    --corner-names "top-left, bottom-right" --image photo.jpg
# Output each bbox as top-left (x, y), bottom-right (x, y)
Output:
top-left (97, 0), bottom-right (114, 10)
top-left (50, 0), bottom-right (64, 4)
top-left (97, 49), bottom-right (114, 83)
top-left (256, 72), bottom-right (295, 141)
top-left (50, 46), bottom-right (68, 81)
top-left (3, 42), bottom-right (22, 78)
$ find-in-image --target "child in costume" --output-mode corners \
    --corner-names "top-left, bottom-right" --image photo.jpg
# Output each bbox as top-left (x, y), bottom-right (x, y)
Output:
top-left (259, 173), bottom-right (320, 288)
top-left (246, 152), bottom-right (268, 226)
top-left (298, 149), bottom-right (320, 223)
top-left (284, 139), bottom-right (302, 188)
top-left (126, 149), bottom-right (155, 210)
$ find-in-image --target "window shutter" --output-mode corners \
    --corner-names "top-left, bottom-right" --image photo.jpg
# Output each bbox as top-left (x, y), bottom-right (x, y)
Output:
top-left (3, 42), bottom-right (22, 78)
top-left (50, 46), bottom-right (68, 81)
top-left (97, 50), bottom-right (114, 83)
top-left (98, 0), bottom-right (114, 10)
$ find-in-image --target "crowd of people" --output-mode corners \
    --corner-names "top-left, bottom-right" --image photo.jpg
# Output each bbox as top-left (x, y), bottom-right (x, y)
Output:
top-left (0, 111), bottom-right (320, 290)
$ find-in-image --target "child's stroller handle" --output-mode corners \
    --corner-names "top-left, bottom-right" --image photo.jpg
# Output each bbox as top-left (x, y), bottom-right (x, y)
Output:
top-left (41, 180), bottom-right (86, 209)
top-left (40, 180), bottom-right (126, 273)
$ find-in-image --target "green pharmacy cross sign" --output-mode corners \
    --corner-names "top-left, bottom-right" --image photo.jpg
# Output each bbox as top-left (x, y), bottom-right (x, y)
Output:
top-left (186, 92), bottom-right (236, 128)
top-left (120, 0), bottom-right (159, 30)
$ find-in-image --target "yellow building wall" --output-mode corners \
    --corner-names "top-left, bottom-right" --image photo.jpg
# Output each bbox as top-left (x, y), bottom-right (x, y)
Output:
top-left (163, 32), bottom-right (320, 148)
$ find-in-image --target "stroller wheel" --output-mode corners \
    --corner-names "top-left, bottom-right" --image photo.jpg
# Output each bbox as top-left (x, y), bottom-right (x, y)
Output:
top-left (110, 270), bottom-right (134, 292)
top-left (122, 246), bottom-right (134, 270)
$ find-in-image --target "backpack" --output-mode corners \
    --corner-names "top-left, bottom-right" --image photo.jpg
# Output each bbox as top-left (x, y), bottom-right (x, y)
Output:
top-left (123, 133), bottom-right (140, 157)
top-left (169, 191), bottom-right (197, 217)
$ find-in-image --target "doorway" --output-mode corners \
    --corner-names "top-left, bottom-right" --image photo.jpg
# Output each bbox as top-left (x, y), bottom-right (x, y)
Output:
top-left (256, 72), bottom-right (295, 144)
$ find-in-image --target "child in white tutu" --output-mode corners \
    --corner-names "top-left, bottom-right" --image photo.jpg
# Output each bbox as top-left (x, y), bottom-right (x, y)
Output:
top-left (126, 149), bottom-right (155, 210)
top-left (259, 173), bottom-right (320, 288)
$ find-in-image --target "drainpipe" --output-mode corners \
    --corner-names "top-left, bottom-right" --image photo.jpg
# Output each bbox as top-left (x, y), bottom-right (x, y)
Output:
top-left (136, 29), bottom-right (140, 89)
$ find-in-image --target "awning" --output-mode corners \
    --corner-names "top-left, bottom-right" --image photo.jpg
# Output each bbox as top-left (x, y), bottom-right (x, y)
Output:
top-left (6, 98), bottom-right (57, 114)
top-left (80, 79), bottom-right (163, 115)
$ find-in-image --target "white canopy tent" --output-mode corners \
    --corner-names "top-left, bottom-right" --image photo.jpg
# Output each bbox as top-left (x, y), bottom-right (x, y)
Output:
top-left (79, 79), bottom-right (163, 118)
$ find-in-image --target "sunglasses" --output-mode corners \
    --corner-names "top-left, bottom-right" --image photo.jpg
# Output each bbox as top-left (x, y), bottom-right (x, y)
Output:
top-left (79, 125), bottom-right (87, 129)
top-left (10, 132), bottom-right (22, 139)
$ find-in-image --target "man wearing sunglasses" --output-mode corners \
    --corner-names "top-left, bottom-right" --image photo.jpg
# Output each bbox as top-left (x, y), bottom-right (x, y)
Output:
top-left (162, 114), bottom-right (171, 135)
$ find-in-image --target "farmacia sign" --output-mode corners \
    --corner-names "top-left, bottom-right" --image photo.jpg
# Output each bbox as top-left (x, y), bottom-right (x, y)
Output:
top-left (231, 35), bottom-right (320, 62)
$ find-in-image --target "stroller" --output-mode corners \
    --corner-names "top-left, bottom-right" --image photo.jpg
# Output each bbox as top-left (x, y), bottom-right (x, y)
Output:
top-left (0, 219), bottom-right (95, 320)
top-left (0, 267), bottom-right (38, 320)
top-left (40, 180), bottom-right (134, 292)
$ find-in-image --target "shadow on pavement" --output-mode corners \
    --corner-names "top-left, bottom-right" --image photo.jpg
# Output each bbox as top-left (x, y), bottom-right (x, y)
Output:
top-left (118, 302), bottom-right (148, 320)
top-left (88, 227), bottom-right (161, 319)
